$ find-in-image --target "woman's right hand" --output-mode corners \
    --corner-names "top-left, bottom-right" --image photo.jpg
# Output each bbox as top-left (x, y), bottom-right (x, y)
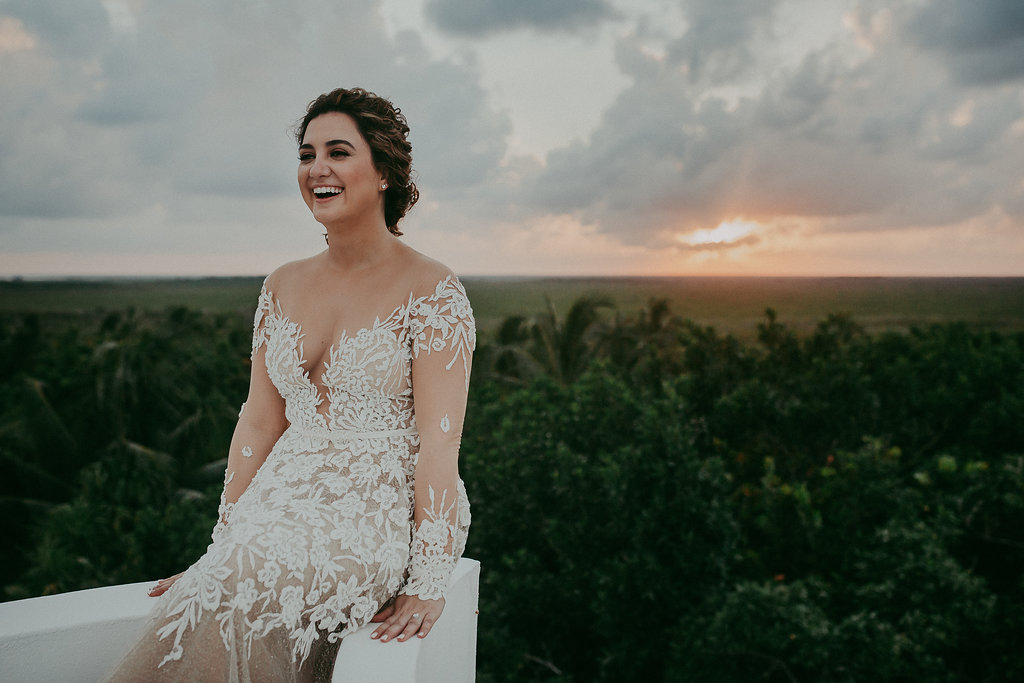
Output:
top-left (148, 571), bottom-right (184, 597)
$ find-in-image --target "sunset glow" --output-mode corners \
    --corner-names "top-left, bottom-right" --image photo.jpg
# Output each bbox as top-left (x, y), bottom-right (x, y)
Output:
top-left (680, 221), bottom-right (761, 247)
top-left (1, 0), bottom-right (1022, 277)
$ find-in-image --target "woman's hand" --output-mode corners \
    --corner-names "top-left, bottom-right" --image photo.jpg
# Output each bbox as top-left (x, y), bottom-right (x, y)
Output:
top-left (147, 571), bottom-right (184, 597)
top-left (369, 593), bottom-right (445, 642)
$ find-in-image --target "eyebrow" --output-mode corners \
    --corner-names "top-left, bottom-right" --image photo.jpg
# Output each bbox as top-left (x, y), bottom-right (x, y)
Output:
top-left (298, 139), bottom-right (355, 150)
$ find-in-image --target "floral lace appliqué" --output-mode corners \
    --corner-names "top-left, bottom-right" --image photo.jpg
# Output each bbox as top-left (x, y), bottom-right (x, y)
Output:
top-left (151, 274), bottom-right (474, 673)
top-left (399, 485), bottom-right (459, 601)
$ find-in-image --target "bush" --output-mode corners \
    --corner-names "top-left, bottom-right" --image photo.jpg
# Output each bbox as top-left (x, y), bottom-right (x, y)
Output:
top-left (5, 301), bottom-right (1024, 681)
top-left (462, 369), bottom-right (740, 682)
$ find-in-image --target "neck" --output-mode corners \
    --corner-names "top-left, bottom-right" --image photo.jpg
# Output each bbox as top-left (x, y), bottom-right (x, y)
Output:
top-left (322, 219), bottom-right (397, 273)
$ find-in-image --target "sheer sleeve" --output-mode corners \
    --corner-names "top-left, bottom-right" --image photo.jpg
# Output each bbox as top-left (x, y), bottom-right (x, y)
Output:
top-left (212, 279), bottom-right (288, 540)
top-left (400, 275), bottom-right (476, 600)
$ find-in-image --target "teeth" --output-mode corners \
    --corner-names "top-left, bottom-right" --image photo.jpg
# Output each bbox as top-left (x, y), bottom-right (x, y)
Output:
top-left (313, 187), bottom-right (342, 196)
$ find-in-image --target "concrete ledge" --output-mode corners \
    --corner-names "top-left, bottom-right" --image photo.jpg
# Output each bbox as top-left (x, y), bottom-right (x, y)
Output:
top-left (0, 558), bottom-right (479, 682)
top-left (334, 558), bottom-right (480, 683)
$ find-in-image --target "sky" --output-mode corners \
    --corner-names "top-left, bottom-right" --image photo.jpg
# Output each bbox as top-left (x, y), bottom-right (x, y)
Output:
top-left (1, 0), bottom-right (1022, 277)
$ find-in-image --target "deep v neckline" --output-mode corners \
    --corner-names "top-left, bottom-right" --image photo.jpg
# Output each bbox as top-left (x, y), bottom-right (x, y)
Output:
top-left (262, 286), bottom-right (414, 395)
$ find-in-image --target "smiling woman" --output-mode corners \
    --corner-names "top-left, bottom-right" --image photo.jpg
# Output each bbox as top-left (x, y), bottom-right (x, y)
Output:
top-left (295, 89), bottom-right (420, 237)
top-left (298, 113), bottom-right (392, 236)
top-left (103, 88), bottom-right (476, 683)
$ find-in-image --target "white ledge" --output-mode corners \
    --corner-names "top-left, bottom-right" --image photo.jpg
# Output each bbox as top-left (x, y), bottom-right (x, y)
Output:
top-left (0, 557), bottom-right (479, 682)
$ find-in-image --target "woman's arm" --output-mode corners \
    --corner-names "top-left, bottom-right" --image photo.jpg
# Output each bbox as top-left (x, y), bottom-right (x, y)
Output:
top-left (150, 280), bottom-right (287, 596)
top-left (212, 332), bottom-right (288, 538)
top-left (213, 278), bottom-right (288, 536)
top-left (371, 274), bottom-right (475, 641)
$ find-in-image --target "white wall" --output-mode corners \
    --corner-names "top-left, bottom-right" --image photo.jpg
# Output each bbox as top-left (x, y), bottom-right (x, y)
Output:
top-left (0, 558), bottom-right (479, 682)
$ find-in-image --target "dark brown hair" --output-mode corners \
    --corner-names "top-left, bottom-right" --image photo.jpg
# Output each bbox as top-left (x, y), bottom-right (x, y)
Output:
top-left (295, 88), bottom-right (418, 235)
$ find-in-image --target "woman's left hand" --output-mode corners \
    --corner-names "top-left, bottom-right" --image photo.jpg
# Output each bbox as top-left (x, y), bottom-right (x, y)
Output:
top-left (369, 593), bottom-right (445, 642)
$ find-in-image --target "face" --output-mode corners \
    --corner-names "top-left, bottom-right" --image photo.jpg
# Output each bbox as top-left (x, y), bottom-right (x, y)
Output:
top-left (298, 112), bottom-right (386, 228)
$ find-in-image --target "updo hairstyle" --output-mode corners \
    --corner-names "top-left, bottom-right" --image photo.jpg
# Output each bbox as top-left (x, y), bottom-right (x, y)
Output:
top-left (295, 88), bottom-right (418, 235)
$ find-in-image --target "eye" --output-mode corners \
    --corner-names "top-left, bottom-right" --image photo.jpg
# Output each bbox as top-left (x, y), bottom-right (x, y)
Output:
top-left (298, 152), bottom-right (314, 162)
top-left (330, 149), bottom-right (350, 159)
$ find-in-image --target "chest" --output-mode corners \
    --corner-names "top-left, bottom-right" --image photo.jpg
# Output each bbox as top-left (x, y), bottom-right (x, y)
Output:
top-left (262, 302), bottom-right (415, 402)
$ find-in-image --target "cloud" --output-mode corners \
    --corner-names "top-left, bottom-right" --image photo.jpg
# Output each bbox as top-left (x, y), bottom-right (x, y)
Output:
top-left (385, 32), bottom-right (512, 192)
top-left (908, 0), bottom-right (1024, 84)
top-left (0, 0), bottom-right (510, 232)
top-left (516, 0), bottom-right (1024, 245)
top-left (675, 232), bottom-right (760, 252)
top-left (0, 16), bottom-right (37, 53)
top-left (2, 0), bottom-right (1021, 277)
top-left (667, 0), bottom-right (779, 83)
top-left (424, 0), bottom-right (616, 36)
top-left (2, 0), bottom-right (110, 58)
top-left (75, 34), bottom-right (213, 127)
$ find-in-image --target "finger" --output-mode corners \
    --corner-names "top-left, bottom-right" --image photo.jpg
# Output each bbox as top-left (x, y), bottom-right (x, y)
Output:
top-left (148, 572), bottom-right (184, 596)
top-left (148, 579), bottom-right (170, 596)
top-left (370, 613), bottom-right (399, 639)
top-left (416, 613), bottom-right (437, 638)
top-left (370, 603), bottom-right (395, 623)
top-left (396, 613), bottom-right (424, 641)
top-left (379, 616), bottom-right (407, 642)
top-left (379, 612), bottom-right (418, 642)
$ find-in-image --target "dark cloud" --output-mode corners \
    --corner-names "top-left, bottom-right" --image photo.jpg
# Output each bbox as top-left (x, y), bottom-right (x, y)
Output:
top-left (424, 0), bottom-right (615, 36)
top-left (667, 0), bottom-right (778, 83)
top-left (0, 1), bottom-right (129, 219)
top-left (2, 0), bottom-right (110, 58)
top-left (76, 41), bottom-right (213, 126)
top-left (3, 0), bottom-right (1021, 270)
top-left (0, 0), bottom-right (510, 227)
top-left (908, 0), bottom-right (1024, 84)
top-left (0, 130), bottom-right (123, 220)
top-left (385, 32), bottom-right (512, 191)
top-left (522, 1), bottom-right (1024, 244)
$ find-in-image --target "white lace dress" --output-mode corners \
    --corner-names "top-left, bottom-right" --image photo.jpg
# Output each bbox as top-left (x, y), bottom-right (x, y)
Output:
top-left (105, 274), bottom-right (474, 682)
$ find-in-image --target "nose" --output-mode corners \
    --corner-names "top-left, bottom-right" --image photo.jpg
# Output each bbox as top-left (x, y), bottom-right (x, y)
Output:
top-left (308, 155), bottom-right (330, 177)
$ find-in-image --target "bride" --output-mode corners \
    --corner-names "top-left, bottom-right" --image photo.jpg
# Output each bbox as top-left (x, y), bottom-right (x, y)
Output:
top-left (105, 87), bottom-right (474, 682)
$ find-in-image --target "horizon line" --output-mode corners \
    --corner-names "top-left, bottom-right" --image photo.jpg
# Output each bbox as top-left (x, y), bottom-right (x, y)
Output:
top-left (4, 273), bottom-right (1024, 281)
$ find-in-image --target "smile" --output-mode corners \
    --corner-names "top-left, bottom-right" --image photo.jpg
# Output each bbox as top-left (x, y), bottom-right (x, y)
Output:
top-left (312, 186), bottom-right (343, 199)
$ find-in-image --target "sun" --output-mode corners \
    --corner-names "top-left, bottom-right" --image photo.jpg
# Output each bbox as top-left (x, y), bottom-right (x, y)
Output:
top-left (679, 220), bottom-right (760, 246)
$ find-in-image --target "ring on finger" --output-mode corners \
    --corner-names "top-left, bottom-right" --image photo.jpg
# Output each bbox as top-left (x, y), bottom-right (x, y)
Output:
top-left (411, 612), bottom-right (421, 619)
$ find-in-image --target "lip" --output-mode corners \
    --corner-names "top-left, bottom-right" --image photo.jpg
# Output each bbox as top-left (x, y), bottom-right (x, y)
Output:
top-left (311, 185), bottom-right (344, 203)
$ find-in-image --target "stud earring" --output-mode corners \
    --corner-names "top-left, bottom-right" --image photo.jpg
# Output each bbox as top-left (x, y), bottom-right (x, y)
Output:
top-left (380, 182), bottom-right (388, 191)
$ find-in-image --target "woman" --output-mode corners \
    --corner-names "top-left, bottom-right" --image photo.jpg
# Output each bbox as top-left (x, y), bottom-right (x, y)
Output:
top-left (105, 88), bottom-right (474, 682)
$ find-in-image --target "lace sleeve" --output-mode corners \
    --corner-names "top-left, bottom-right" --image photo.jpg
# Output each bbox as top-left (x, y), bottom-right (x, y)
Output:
top-left (400, 275), bottom-right (475, 600)
top-left (250, 279), bottom-right (272, 360)
top-left (213, 278), bottom-right (286, 540)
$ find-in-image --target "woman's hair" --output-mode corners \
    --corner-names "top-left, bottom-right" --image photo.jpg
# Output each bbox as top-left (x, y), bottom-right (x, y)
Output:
top-left (295, 88), bottom-right (418, 235)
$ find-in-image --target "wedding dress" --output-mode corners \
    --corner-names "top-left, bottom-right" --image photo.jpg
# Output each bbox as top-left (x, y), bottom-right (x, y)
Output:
top-left (105, 274), bottom-right (474, 682)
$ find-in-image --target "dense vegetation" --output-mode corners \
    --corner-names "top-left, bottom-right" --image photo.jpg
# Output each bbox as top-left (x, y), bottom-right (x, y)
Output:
top-left (2, 292), bottom-right (1022, 681)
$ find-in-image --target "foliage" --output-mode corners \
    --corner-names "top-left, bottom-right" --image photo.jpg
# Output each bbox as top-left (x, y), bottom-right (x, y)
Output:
top-left (466, 301), bottom-right (1024, 681)
top-left (2, 291), bottom-right (1023, 681)
top-left (463, 370), bottom-right (738, 681)
top-left (0, 308), bottom-right (246, 595)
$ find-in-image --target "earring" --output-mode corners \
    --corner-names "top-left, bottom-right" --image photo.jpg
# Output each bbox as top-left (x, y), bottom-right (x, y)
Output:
top-left (380, 182), bottom-right (388, 191)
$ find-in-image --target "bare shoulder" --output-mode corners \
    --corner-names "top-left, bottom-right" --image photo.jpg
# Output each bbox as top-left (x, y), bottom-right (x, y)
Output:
top-left (263, 255), bottom-right (319, 295)
top-left (393, 243), bottom-right (460, 295)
